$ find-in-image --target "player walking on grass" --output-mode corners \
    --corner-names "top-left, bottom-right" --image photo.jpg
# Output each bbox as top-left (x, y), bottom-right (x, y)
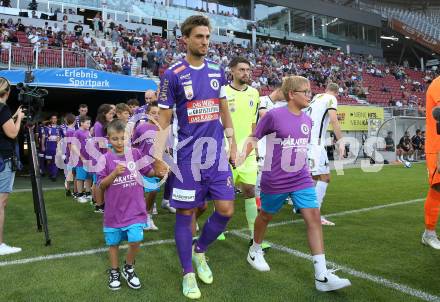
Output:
top-left (97, 119), bottom-right (167, 291)
top-left (422, 76), bottom-right (440, 249)
top-left (225, 57), bottom-right (259, 239)
top-left (241, 76), bottom-right (351, 291)
top-left (305, 83), bottom-right (345, 226)
top-left (154, 15), bottom-right (237, 300)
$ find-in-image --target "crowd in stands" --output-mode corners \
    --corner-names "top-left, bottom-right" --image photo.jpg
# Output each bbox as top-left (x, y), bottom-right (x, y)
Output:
top-left (0, 10), bottom-right (436, 108)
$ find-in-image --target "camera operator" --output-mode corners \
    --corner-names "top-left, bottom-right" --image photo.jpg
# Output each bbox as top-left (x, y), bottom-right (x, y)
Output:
top-left (0, 77), bottom-right (24, 256)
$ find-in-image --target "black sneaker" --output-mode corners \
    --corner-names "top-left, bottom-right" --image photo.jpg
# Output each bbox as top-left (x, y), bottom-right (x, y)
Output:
top-left (94, 205), bottom-right (104, 214)
top-left (65, 190), bottom-right (72, 197)
top-left (122, 263), bottom-right (141, 289)
top-left (108, 268), bottom-right (121, 291)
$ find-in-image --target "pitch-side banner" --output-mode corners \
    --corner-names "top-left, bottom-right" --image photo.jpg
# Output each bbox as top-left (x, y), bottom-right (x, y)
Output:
top-left (0, 68), bottom-right (157, 92)
top-left (389, 18), bottom-right (440, 54)
top-left (329, 105), bottom-right (384, 131)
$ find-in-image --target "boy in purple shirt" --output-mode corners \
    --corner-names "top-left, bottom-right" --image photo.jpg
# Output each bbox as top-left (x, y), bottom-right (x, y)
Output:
top-left (96, 119), bottom-right (167, 291)
top-left (73, 115), bottom-right (93, 203)
top-left (132, 102), bottom-right (160, 231)
top-left (154, 15), bottom-right (237, 299)
top-left (241, 76), bottom-right (351, 292)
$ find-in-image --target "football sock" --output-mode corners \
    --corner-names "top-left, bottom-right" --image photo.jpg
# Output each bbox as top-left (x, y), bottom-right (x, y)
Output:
top-left (175, 213), bottom-right (194, 275)
top-left (425, 188), bottom-right (440, 231)
top-left (245, 198), bottom-right (258, 237)
top-left (195, 211), bottom-right (230, 253)
top-left (313, 254), bottom-right (327, 278)
top-left (315, 181), bottom-right (328, 208)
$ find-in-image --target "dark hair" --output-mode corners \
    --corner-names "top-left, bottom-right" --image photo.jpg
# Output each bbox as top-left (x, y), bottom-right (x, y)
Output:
top-left (96, 104), bottom-right (113, 126)
top-left (79, 115), bottom-right (91, 124)
top-left (416, 129), bottom-right (421, 134)
top-left (116, 103), bottom-right (130, 113)
top-left (106, 119), bottom-right (126, 134)
top-left (229, 56), bottom-right (250, 68)
top-left (65, 113), bottom-right (75, 125)
top-left (181, 15), bottom-right (211, 37)
top-left (147, 101), bottom-right (159, 112)
top-left (79, 104), bottom-right (88, 109)
top-left (127, 98), bottom-right (139, 106)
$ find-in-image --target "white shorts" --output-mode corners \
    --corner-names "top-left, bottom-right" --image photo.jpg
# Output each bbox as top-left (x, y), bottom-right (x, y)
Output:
top-left (308, 144), bottom-right (330, 176)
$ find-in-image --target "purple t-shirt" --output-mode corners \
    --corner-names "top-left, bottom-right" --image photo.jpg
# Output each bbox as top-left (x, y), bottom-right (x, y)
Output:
top-left (132, 121), bottom-right (157, 157)
top-left (92, 121), bottom-right (108, 155)
top-left (97, 148), bottom-right (152, 228)
top-left (254, 107), bottom-right (314, 194)
top-left (158, 59), bottom-right (228, 164)
top-left (74, 128), bottom-right (91, 167)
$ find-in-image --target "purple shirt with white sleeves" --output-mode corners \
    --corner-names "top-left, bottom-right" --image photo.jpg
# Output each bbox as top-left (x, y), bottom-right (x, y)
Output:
top-left (157, 59), bottom-right (228, 164)
top-left (254, 106), bottom-right (314, 194)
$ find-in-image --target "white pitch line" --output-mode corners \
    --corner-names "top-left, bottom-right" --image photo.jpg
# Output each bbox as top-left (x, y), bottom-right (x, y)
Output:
top-left (230, 230), bottom-right (440, 302)
top-left (0, 239), bottom-right (174, 267)
top-left (0, 197), bottom-right (424, 268)
top-left (233, 197), bottom-right (425, 232)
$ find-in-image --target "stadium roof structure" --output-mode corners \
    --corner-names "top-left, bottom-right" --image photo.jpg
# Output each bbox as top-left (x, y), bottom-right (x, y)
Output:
top-left (0, 68), bottom-right (157, 92)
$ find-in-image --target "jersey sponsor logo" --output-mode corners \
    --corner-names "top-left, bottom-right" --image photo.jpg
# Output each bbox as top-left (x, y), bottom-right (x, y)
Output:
top-left (183, 84), bottom-right (194, 100)
top-left (281, 135), bottom-right (309, 149)
top-left (187, 99), bottom-right (220, 123)
top-left (301, 123), bottom-right (310, 135)
top-left (207, 63), bottom-right (220, 71)
top-left (179, 73), bottom-right (191, 80)
top-left (159, 79), bottom-right (169, 102)
top-left (210, 79), bottom-right (220, 91)
top-left (172, 188), bottom-right (196, 202)
top-left (208, 73), bottom-right (221, 78)
top-left (173, 65), bottom-right (186, 74)
top-left (181, 80), bottom-right (192, 86)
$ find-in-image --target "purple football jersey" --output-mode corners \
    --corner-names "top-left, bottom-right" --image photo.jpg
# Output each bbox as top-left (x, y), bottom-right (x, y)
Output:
top-left (97, 148), bottom-right (152, 228)
top-left (44, 125), bottom-right (62, 152)
top-left (158, 59), bottom-right (228, 164)
top-left (254, 107), bottom-right (314, 194)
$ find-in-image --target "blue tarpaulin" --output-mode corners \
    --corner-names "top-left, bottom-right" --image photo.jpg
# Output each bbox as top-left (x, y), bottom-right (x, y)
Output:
top-left (0, 68), bottom-right (157, 92)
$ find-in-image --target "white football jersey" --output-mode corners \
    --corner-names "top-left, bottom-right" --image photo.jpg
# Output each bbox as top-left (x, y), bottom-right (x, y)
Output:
top-left (304, 93), bottom-right (337, 146)
top-left (257, 95), bottom-right (287, 161)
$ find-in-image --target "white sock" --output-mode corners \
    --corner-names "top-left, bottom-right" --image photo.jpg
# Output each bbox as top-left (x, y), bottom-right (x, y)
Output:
top-left (425, 229), bottom-right (436, 236)
top-left (251, 240), bottom-right (262, 252)
top-left (315, 181), bottom-right (328, 208)
top-left (313, 254), bottom-right (327, 278)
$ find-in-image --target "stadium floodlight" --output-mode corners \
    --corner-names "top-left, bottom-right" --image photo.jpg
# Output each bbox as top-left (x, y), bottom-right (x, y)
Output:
top-left (380, 35), bottom-right (399, 41)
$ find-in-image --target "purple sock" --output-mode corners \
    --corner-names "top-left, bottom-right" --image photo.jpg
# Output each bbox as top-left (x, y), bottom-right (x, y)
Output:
top-left (48, 161), bottom-right (58, 178)
top-left (175, 213), bottom-right (194, 275)
top-left (195, 211), bottom-right (230, 253)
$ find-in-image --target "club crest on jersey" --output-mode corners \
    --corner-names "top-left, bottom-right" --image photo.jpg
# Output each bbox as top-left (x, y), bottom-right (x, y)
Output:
top-left (249, 100), bottom-right (254, 107)
top-left (210, 79), bottom-right (219, 91)
top-left (127, 161), bottom-right (136, 172)
top-left (184, 85), bottom-right (194, 100)
top-left (301, 123), bottom-right (310, 135)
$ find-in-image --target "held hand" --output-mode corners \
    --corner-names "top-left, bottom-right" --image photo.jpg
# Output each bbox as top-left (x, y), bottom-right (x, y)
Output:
top-left (112, 163), bottom-right (126, 176)
top-left (14, 106), bottom-right (24, 119)
top-left (228, 140), bottom-right (237, 168)
top-left (235, 152), bottom-right (247, 168)
top-left (337, 143), bottom-right (345, 159)
top-left (154, 159), bottom-right (169, 178)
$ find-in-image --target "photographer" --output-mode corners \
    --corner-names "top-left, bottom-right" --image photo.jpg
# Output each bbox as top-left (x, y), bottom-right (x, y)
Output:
top-left (0, 77), bottom-right (24, 256)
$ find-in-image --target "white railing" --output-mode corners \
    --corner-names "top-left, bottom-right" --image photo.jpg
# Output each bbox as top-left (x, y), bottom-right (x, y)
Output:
top-left (0, 44), bottom-right (87, 69)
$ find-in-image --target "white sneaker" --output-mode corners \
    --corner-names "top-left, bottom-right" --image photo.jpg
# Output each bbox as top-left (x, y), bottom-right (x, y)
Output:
top-left (77, 196), bottom-right (89, 204)
top-left (161, 203), bottom-right (176, 214)
top-left (315, 269), bottom-right (351, 291)
top-left (422, 232), bottom-right (440, 249)
top-left (247, 246), bottom-right (270, 272)
top-left (321, 217), bottom-right (335, 226)
top-left (144, 218), bottom-right (159, 231)
top-left (0, 243), bottom-right (22, 256)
